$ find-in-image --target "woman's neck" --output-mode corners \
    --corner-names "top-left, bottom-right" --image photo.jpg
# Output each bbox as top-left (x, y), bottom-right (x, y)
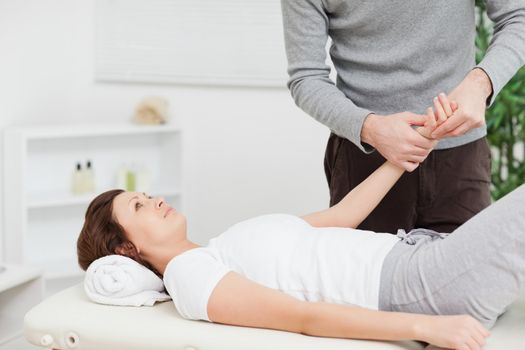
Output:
top-left (148, 239), bottom-right (200, 276)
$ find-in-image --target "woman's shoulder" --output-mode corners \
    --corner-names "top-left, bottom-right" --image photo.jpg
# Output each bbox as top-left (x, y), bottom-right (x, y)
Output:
top-left (162, 246), bottom-right (232, 322)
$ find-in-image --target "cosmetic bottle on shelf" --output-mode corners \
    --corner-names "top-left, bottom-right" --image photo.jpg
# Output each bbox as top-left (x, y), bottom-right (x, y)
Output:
top-left (71, 163), bottom-right (84, 195)
top-left (84, 160), bottom-right (96, 192)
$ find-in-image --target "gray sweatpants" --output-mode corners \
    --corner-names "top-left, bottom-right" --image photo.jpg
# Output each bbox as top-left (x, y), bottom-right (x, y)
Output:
top-left (378, 183), bottom-right (525, 328)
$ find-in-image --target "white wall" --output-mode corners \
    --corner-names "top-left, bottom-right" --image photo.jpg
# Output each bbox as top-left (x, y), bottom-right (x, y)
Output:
top-left (0, 0), bottom-right (330, 255)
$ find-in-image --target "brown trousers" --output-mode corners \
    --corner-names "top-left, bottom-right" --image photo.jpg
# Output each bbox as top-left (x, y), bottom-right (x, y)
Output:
top-left (324, 133), bottom-right (492, 233)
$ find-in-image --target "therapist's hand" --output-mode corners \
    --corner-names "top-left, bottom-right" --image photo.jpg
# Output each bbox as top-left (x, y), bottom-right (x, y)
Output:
top-left (361, 112), bottom-right (436, 172)
top-left (431, 68), bottom-right (493, 139)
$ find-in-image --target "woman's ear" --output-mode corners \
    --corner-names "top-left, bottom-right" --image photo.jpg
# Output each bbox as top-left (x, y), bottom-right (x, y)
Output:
top-left (115, 241), bottom-right (141, 258)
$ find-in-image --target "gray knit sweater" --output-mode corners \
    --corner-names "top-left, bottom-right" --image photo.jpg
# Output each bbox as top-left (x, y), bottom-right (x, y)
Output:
top-left (281, 0), bottom-right (525, 152)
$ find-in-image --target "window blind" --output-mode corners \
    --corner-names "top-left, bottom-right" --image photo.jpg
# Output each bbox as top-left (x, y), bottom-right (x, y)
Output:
top-left (94, 0), bottom-right (288, 87)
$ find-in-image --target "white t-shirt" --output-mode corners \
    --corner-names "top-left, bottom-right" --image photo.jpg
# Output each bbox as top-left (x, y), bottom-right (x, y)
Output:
top-left (163, 213), bottom-right (400, 321)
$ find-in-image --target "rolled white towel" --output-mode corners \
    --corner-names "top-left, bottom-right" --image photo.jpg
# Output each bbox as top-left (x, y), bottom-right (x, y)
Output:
top-left (84, 255), bottom-right (171, 306)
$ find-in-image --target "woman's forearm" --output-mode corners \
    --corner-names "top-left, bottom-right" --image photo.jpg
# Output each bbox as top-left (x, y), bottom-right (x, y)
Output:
top-left (301, 300), bottom-right (490, 349)
top-left (330, 161), bottom-right (404, 228)
top-left (302, 301), bottom-right (422, 341)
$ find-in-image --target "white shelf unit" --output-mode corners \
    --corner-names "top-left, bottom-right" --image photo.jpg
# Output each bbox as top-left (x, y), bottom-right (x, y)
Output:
top-left (0, 264), bottom-right (43, 346)
top-left (3, 122), bottom-right (182, 294)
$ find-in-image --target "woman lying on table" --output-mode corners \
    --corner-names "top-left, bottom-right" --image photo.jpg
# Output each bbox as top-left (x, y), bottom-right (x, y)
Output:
top-left (77, 96), bottom-right (525, 350)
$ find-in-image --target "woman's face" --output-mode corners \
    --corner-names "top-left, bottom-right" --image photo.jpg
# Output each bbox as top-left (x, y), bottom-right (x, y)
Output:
top-left (112, 192), bottom-right (187, 255)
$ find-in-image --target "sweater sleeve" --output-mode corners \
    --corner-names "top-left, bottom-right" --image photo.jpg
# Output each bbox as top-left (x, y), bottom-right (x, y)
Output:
top-left (280, 0), bottom-right (374, 153)
top-left (475, 1), bottom-right (525, 107)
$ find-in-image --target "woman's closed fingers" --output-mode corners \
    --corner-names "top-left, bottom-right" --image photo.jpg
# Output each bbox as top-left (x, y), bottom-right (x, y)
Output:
top-left (474, 320), bottom-right (491, 340)
top-left (466, 335), bottom-right (481, 350)
top-left (416, 108), bottom-right (437, 139)
top-left (433, 96), bottom-right (448, 124)
top-left (472, 329), bottom-right (487, 349)
top-left (451, 100), bottom-right (459, 112)
top-left (466, 318), bottom-right (488, 350)
top-left (426, 107), bottom-right (437, 129)
top-left (438, 92), bottom-right (453, 116)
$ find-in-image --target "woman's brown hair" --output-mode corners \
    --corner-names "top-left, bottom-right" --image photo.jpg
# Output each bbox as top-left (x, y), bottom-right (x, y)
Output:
top-left (76, 189), bottom-right (162, 277)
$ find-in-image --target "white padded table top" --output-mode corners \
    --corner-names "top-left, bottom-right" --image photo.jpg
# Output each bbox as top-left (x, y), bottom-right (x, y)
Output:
top-left (24, 284), bottom-right (525, 350)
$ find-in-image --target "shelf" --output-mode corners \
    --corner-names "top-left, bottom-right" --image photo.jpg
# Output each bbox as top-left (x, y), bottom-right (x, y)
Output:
top-left (27, 187), bottom-right (181, 209)
top-left (3, 121), bottom-right (182, 285)
top-left (0, 265), bottom-right (43, 294)
top-left (12, 122), bottom-right (180, 140)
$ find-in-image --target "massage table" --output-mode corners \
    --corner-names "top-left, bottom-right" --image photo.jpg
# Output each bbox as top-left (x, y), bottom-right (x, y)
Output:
top-left (24, 283), bottom-right (525, 350)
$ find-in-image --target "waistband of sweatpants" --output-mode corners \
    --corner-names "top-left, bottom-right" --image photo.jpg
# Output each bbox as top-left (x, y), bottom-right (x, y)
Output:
top-left (378, 228), bottom-right (450, 311)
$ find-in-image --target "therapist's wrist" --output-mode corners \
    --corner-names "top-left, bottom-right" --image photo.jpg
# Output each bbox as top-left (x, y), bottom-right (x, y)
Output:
top-left (361, 113), bottom-right (380, 147)
top-left (470, 68), bottom-right (493, 103)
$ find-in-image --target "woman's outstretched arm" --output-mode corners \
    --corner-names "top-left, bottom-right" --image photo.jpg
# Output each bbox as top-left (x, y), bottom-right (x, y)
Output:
top-left (302, 98), bottom-right (458, 228)
top-left (302, 161), bottom-right (405, 228)
top-left (208, 271), bottom-right (489, 349)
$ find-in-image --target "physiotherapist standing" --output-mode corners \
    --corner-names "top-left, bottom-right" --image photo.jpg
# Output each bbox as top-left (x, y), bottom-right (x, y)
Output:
top-left (280, 0), bottom-right (525, 233)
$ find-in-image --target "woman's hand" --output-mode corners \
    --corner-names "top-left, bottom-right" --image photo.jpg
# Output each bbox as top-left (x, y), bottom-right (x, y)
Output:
top-left (417, 93), bottom-right (458, 139)
top-left (415, 314), bottom-right (490, 350)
